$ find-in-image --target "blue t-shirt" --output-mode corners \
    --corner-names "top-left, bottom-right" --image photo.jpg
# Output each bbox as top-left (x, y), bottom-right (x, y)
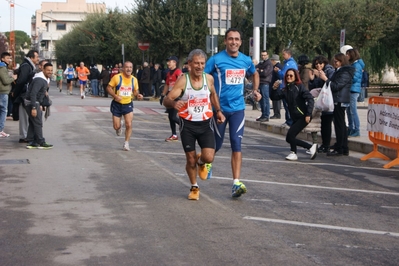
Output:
top-left (205, 50), bottom-right (256, 112)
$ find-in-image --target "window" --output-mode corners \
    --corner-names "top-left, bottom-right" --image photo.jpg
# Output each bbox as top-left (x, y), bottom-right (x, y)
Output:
top-left (56, 23), bottom-right (66, 31)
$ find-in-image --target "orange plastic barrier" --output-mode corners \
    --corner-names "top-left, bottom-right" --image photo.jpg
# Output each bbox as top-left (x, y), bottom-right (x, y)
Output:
top-left (361, 96), bottom-right (399, 169)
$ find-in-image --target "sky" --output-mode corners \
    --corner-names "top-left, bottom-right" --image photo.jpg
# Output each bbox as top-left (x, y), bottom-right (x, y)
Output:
top-left (0, 0), bottom-right (132, 35)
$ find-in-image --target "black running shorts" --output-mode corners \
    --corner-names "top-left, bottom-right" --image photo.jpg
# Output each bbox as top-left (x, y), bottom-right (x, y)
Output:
top-left (180, 118), bottom-right (215, 152)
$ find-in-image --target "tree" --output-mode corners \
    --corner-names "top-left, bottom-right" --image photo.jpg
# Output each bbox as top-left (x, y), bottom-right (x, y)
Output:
top-left (0, 33), bottom-right (8, 54)
top-left (131, 0), bottom-right (208, 65)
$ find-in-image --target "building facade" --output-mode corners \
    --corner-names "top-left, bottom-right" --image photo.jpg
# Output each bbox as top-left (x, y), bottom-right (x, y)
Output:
top-left (31, 0), bottom-right (105, 64)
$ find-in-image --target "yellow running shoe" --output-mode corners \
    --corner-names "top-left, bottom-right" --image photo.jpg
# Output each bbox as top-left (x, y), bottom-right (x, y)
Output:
top-left (188, 186), bottom-right (200, 200)
top-left (197, 153), bottom-right (208, 180)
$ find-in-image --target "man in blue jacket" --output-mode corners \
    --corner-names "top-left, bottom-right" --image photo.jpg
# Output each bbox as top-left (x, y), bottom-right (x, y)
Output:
top-left (274, 48), bottom-right (298, 127)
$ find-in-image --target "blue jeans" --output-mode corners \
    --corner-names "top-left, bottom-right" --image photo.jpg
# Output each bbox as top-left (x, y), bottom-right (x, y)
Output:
top-left (0, 94), bottom-right (8, 131)
top-left (347, 92), bottom-right (360, 132)
top-left (91, 79), bottom-right (99, 96)
top-left (259, 83), bottom-right (270, 118)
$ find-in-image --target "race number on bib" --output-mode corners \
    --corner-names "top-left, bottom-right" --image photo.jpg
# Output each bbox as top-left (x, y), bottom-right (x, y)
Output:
top-left (119, 86), bottom-right (132, 97)
top-left (188, 96), bottom-right (209, 115)
top-left (225, 69), bottom-right (245, 85)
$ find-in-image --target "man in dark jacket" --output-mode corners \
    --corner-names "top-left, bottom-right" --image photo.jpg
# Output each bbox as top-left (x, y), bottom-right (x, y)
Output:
top-left (89, 65), bottom-right (101, 96)
top-left (140, 62), bottom-right (151, 96)
top-left (256, 50), bottom-right (273, 122)
top-left (152, 63), bottom-right (162, 98)
top-left (11, 50), bottom-right (39, 142)
top-left (100, 66), bottom-right (110, 98)
top-left (270, 54), bottom-right (282, 119)
top-left (24, 63), bottom-right (53, 149)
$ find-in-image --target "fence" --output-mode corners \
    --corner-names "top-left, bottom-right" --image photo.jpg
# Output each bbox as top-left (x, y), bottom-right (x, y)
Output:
top-left (361, 96), bottom-right (399, 169)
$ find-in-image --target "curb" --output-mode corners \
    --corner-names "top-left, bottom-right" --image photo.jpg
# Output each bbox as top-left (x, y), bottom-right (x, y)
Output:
top-left (244, 120), bottom-right (397, 159)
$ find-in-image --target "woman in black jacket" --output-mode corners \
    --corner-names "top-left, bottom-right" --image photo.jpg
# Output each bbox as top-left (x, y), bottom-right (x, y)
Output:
top-left (271, 69), bottom-right (317, 161)
top-left (319, 53), bottom-right (355, 156)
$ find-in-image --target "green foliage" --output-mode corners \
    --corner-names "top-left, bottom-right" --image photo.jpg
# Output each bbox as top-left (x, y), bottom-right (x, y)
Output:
top-left (131, 0), bottom-right (208, 64)
top-left (53, 0), bottom-right (399, 76)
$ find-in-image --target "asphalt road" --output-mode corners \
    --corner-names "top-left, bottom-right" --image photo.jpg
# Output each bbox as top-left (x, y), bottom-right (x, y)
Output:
top-left (1, 87), bottom-right (399, 266)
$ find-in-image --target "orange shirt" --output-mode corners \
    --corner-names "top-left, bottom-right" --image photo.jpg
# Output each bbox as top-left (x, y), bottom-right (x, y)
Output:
top-left (76, 66), bottom-right (90, 81)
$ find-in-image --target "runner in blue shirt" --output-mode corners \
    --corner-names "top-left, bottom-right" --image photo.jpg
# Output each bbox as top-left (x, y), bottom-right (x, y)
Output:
top-left (64, 64), bottom-right (76, 95)
top-left (204, 28), bottom-right (260, 198)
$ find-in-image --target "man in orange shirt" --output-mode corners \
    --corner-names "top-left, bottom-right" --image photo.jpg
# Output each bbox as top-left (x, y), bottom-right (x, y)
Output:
top-left (76, 62), bottom-right (90, 99)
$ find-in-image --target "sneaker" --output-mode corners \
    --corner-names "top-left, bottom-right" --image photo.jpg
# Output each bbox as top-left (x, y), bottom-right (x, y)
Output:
top-left (19, 138), bottom-right (29, 143)
top-left (205, 163), bottom-right (212, 179)
top-left (123, 142), bottom-right (130, 151)
top-left (257, 117), bottom-right (269, 122)
top-left (285, 152), bottom-right (298, 161)
top-left (309, 143), bottom-right (318, 160)
top-left (38, 142), bottom-right (53, 149)
top-left (26, 142), bottom-right (39, 149)
top-left (0, 131), bottom-right (10, 138)
top-left (306, 149), bottom-right (311, 155)
top-left (188, 186), bottom-right (200, 200)
top-left (281, 122), bottom-right (290, 128)
top-left (232, 182), bottom-right (247, 198)
top-left (116, 120), bottom-right (124, 136)
top-left (197, 153), bottom-right (208, 180)
top-left (349, 130), bottom-right (360, 137)
top-left (165, 135), bottom-right (178, 142)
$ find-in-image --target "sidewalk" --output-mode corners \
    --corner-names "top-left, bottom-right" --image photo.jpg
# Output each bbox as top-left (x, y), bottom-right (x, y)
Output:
top-left (244, 100), bottom-right (398, 159)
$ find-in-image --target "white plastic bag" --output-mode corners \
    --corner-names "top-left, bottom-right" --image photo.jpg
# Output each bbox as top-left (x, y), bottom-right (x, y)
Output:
top-left (314, 82), bottom-right (334, 112)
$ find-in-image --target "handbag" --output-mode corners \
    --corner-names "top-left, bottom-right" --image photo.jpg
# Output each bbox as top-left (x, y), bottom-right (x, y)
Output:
top-left (314, 82), bottom-right (334, 112)
top-left (41, 95), bottom-right (52, 107)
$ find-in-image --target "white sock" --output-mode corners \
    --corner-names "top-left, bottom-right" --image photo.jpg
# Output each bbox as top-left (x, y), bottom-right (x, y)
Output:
top-left (197, 156), bottom-right (204, 165)
top-left (191, 183), bottom-right (198, 187)
top-left (234, 179), bottom-right (240, 184)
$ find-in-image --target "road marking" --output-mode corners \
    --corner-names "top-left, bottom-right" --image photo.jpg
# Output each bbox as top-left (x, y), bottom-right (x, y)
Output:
top-left (138, 150), bottom-right (399, 172)
top-left (243, 216), bottom-right (399, 237)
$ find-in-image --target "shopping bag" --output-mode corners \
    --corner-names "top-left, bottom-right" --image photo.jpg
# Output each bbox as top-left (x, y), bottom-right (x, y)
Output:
top-left (314, 83), bottom-right (334, 112)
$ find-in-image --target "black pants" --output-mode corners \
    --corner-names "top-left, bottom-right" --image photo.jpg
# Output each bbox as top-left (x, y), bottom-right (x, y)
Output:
top-left (154, 82), bottom-right (161, 97)
top-left (286, 117), bottom-right (312, 153)
top-left (24, 103), bottom-right (45, 144)
top-left (167, 108), bottom-right (179, 135)
top-left (102, 83), bottom-right (108, 97)
top-left (321, 113), bottom-right (333, 147)
top-left (332, 103), bottom-right (348, 153)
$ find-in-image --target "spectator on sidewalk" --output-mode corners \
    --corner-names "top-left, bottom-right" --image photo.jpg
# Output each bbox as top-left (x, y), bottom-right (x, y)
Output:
top-left (100, 66), bottom-right (110, 98)
top-left (0, 52), bottom-right (17, 138)
top-left (274, 48), bottom-right (297, 127)
top-left (89, 64), bottom-right (101, 96)
top-left (256, 50), bottom-right (273, 122)
top-left (24, 63), bottom-right (54, 149)
top-left (10, 49), bottom-right (39, 143)
top-left (271, 69), bottom-right (317, 161)
top-left (270, 54), bottom-right (282, 119)
top-left (140, 62), bottom-right (151, 97)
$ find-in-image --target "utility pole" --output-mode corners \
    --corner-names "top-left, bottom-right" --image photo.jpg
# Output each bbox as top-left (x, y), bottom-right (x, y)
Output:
top-left (9, 0), bottom-right (15, 68)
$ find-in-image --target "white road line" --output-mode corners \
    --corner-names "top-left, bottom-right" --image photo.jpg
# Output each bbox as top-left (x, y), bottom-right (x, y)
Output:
top-left (243, 216), bottom-right (399, 237)
top-left (138, 150), bottom-right (399, 172)
top-left (214, 176), bottom-right (399, 196)
top-left (381, 206), bottom-right (399, 209)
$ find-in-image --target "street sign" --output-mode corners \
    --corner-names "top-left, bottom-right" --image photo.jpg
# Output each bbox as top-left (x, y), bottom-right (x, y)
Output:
top-left (138, 42), bottom-right (150, 51)
top-left (340, 29), bottom-right (346, 48)
top-left (253, 0), bottom-right (277, 27)
top-left (249, 37), bottom-right (254, 56)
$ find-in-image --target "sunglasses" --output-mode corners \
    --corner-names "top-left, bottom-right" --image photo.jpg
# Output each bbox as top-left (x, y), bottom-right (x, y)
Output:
top-left (315, 62), bottom-right (323, 65)
top-left (286, 74), bottom-right (295, 78)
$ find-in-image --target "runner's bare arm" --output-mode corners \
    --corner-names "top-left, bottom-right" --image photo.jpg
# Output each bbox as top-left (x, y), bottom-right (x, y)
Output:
top-left (163, 75), bottom-right (186, 109)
